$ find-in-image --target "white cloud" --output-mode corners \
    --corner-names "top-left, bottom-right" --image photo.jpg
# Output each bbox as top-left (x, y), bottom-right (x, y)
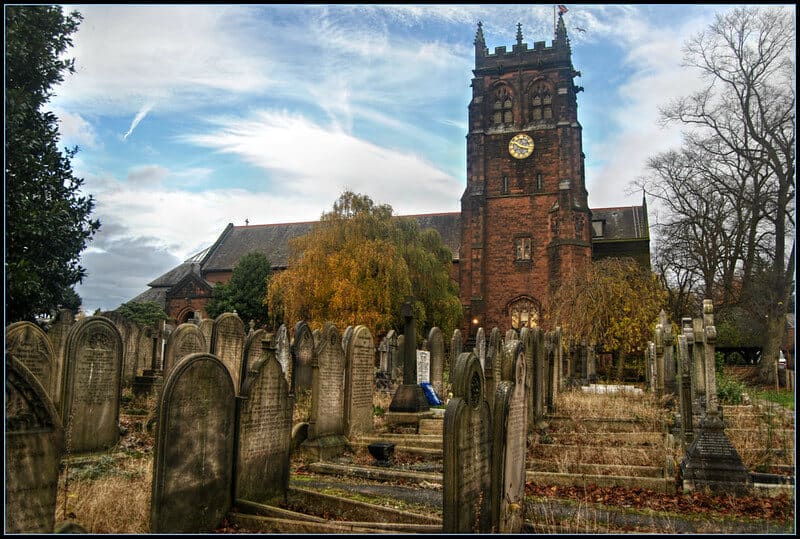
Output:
top-left (51, 108), bottom-right (99, 149)
top-left (122, 102), bottom-right (155, 141)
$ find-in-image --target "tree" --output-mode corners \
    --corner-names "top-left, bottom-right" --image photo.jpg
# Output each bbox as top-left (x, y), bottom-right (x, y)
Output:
top-left (114, 301), bottom-right (169, 328)
top-left (205, 252), bottom-right (272, 327)
top-left (543, 258), bottom-right (667, 380)
top-left (6, 6), bottom-right (100, 323)
top-left (266, 191), bottom-right (462, 340)
top-left (635, 7), bottom-right (794, 383)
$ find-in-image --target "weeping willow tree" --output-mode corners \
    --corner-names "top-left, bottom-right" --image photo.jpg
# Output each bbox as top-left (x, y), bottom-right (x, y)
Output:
top-left (266, 191), bottom-right (462, 341)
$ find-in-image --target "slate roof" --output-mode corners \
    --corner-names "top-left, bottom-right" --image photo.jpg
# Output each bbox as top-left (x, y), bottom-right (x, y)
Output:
top-left (590, 205), bottom-right (649, 241)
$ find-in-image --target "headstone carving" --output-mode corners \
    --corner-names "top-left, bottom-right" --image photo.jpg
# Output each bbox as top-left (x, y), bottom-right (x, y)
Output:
top-left (151, 353), bottom-right (235, 533)
top-left (211, 312), bottom-right (246, 393)
top-left (427, 327), bottom-right (445, 397)
top-left (61, 316), bottom-right (123, 453)
top-left (236, 336), bottom-right (293, 504)
top-left (162, 323), bottom-right (206, 377)
top-left (6, 321), bottom-right (56, 399)
top-left (6, 354), bottom-right (64, 533)
top-left (344, 325), bottom-right (375, 437)
top-left (492, 340), bottom-right (527, 533)
top-left (443, 352), bottom-right (493, 533)
top-left (47, 308), bottom-right (74, 409)
top-left (290, 321), bottom-right (314, 394)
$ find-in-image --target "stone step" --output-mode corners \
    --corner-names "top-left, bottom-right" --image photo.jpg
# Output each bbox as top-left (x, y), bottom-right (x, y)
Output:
top-left (350, 440), bottom-right (443, 459)
top-left (356, 434), bottom-right (442, 449)
top-left (527, 460), bottom-right (665, 478)
top-left (305, 461), bottom-right (442, 485)
top-left (538, 431), bottom-right (666, 447)
top-left (529, 444), bottom-right (665, 468)
top-left (418, 418), bottom-right (443, 436)
top-left (525, 470), bottom-right (676, 494)
top-left (545, 416), bottom-right (665, 433)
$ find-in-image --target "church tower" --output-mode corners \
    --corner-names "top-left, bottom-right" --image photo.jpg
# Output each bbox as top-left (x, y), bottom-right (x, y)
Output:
top-left (459, 16), bottom-right (591, 336)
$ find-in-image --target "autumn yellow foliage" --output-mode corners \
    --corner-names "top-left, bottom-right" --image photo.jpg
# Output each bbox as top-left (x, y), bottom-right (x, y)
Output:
top-left (265, 191), bottom-right (462, 340)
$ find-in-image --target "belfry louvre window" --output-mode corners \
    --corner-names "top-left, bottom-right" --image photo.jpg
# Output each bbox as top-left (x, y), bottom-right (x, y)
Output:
top-left (492, 86), bottom-right (513, 126)
top-left (514, 237), bottom-right (531, 260)
top-left (530, 86), bottom-right (552, 121)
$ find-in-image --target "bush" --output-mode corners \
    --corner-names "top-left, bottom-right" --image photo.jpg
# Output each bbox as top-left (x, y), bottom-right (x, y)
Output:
top-left (716, 372), bottom-right (747, 405)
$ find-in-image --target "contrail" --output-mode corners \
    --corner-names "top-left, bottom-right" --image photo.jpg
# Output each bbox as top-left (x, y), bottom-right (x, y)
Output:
top-left (123, 102), bottom-right (154, 141)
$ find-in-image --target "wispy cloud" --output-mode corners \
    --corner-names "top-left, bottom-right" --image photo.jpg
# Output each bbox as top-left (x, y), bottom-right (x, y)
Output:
top-left (122, 102), bottom-right (154, 141)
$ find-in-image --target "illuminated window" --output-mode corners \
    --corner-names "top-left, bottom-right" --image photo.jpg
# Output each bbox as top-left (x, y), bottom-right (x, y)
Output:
top-left (514, 237), bottom-right (531, 260)
top-left (509, 299), bottom-right (539, 329)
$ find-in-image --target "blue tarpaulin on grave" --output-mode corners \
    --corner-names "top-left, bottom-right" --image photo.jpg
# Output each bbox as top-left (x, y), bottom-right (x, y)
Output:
top-left (419, 382), bottom-right (442, 405)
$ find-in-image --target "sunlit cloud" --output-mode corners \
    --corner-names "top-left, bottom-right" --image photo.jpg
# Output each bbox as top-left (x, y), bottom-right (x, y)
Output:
top-left (122, 102), bottom-right (154, 141)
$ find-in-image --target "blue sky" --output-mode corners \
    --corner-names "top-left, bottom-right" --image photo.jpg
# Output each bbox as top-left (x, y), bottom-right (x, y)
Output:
top-left (40, 4), bottom-right (784, 314)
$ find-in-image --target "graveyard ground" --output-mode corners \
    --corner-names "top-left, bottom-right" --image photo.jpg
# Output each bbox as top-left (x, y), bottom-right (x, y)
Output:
top-left (54, 369), bottom-right (794, 534)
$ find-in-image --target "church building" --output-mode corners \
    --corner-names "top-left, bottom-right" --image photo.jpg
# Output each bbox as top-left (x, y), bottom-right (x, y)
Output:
top-left (130, 17), bottom-right (650, 337)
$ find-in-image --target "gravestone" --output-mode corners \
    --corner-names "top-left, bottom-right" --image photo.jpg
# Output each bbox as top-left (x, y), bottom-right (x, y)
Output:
top-left (492, 340), bottom-right (527, 533)
top-left (243, 328), bottom-right (266, 385)
top-left (416, 349), bottom-right (431, 384)
top-left (211, 312), bottom-right (246, 394)
top-left (505, 328), bottom-right (518, 342)
top-left (136, 326), bottom-right (154, 375)
top-left (150, 353), bottom-right (236, 533)
top-left (483, 327), bottom-right (501, 413)
top-left (387, 299), bottom-right (430, 422)
top-left (342, 325), bottom-right (354, 355)
top-left (312, 328), bottom-right (321, 348)
top-left (198, 319), bottom-right (214, 352)
top-left (344, 325), bottom-right (375, 437)
top-left (305, 322), bottom-right (347, 459)
top-left (290, 321), bottom-right (315, 394)
top-left (544, 331), bottom-right (556, 414)
top-left (162, 323), bottom-right (207, 377)
top-left (680, 300), bottom-right (750, 494)
top-left (662, 311), bottom-right (676, 394)
top-left (47, 308), bottom-right (74, 409)
top-left (394, 334), bottom-right (405, 384)
top-left (450, 329), bottom-right (462, 378)
top-left (691, 317), bottom-right (706, 410)
top-left (677, 332), bottom-right (694, 445)
top-left (236, 335), bottom-right (294, 504)
top-left (6, 321), bottom-right (57, 399)
top-left (103, 311), bottom-right (139, 385)
top-left (6, 353), bottom-right (64, 533)
top-left (519, 327), bottom-right (535, 430)
top-left (474, 327), bottom-right (486, 371)
top-left (384, 329), bottom-right (398, 375)
top-left (427, 327), bottom-right (445, 397)
top-left (443, 352), bottom-right (493, 533)
top-left (275, 324), bottom-right (291, 384)
top-left (61, 316), bottom-right (123, 453)
top-left (654, 321), bottom-right (665, 399)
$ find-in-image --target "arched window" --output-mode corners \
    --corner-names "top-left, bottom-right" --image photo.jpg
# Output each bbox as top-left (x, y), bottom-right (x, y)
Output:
top-left (492, 86), bottom-right (513, 126)
top-left (530, 85), bottom-right (553, 122)
top-left (509, 298), bottom-right (539, 329)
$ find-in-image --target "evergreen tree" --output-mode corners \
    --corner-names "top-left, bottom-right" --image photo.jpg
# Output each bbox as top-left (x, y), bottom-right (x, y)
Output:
top-left (6, 6), bottom-right (100, 322)
top-left (205, 252), bottom-right (272, 327)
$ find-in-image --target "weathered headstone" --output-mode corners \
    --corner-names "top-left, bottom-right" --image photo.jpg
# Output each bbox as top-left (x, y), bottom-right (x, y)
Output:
top-left (312, 328), bottom-right (322, 348)
top-left (162, 322), bottom-right (207, 377)
top-left (394, 334), bottom-right (405, 384)
top-left (150, 353), bottom-right (236, 533)
top-left (61, 316), bottom-right (123, 453)
top-left (654, 321), bottom-right (665, 399)
top-left (450, 328), bottom-right (462, 377)
top-left (492, 340), bottom-right (527, 533)
top-left (103, 311), bottom-right (139, 385)
top-left (136, 326), bottom-right (154, 375)
top-left (416, 349), bottom-right (431, 384)
top-left (427, 327), bottom-right (445, 397)
top-left (474, 327), bottom-right (486, 371)
top-left (484, 327), bottom-right (501, 412)
top-left (677, 331), bottom-right (694, 445)
top-left (443, 351), bottom-right (493, 533)
top-left (275, 324), bottom-right (291, 384)
top-left (505, 328), bottom-right (518, 342)
top-left (342, 325), bottom-right (354, 355)
top-left (344, 325), bottom-right (375, 437)
top-left (236, 336), bottom-right (294, 504)
top-left (47, 308), bottom-right (74, 409)
top-left (6, 321), bottom-right (57, 399)
top-left (305, 322), bottom-right (347, 459)
top-left (384, 329), bottom-right (398, 375)
top-left (211, 312), bottom-right (246, 394)
top-left (662, 311), bottom-right (676, 394)
top-left (691, 317), bottom-right (706, 410)
top-left (290, 321), bottom-right (314, 394)
top-left (198, 319), bottom-right (214, 352)
top-left (6, 353), bottom-right (64, 533)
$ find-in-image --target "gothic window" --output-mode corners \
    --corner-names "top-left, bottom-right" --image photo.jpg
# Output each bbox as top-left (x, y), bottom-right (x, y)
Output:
top-left (509, 299), bottom-right (539, 329)
top-left (530, 85), bottom-right (553, 122)
top-left (514, 237), bottom-right (531, 261)
top-left (492, 86), bottom-right (513, 126)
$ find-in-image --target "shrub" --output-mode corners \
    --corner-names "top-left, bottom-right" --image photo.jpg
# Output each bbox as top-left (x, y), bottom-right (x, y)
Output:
top-left (716, 372), bottom-right (747, 405)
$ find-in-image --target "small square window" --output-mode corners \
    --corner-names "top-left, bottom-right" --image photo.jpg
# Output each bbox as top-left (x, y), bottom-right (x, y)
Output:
top-left (514, 237), bottom-right (532, 260)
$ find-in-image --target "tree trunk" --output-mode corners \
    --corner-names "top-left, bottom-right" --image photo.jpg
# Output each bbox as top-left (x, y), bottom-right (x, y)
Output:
top-left (759, 313), bottom-right (786, 385)
top-left (615, 349), bottom-right (626, 381)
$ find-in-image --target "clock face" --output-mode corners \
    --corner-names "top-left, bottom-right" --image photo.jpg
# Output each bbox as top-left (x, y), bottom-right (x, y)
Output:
top-left (508, 133), bottom-right (534, 159)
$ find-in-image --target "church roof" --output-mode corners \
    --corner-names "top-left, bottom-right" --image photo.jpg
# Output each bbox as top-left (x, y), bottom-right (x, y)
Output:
top-left (590, 206), bottom-right (649, 241)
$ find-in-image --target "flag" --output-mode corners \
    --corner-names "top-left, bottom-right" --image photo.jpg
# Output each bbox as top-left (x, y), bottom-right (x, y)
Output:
top-left (558, 5), bottom-right (568, 14)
